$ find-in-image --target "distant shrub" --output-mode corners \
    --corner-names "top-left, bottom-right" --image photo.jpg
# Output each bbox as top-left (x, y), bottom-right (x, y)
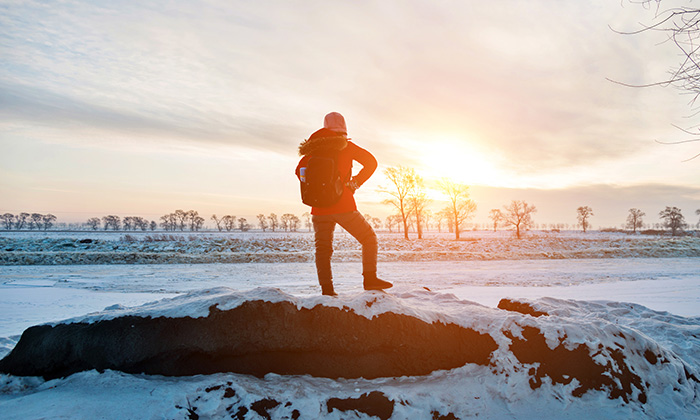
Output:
top-left (456, 237), bottom-right (479, 242)
top-left (640, 229), bottom-right (699, 237)
top-left (143, 234), bottom-right (182, 242)
top-left (122, 234), bottom-right (138, 243)
top-left (640, 229), bottom-right (667, 236)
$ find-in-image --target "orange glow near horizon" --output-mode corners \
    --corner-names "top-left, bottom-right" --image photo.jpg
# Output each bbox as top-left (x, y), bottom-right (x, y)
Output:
top-left (399, 135), bottom-right (506, 187)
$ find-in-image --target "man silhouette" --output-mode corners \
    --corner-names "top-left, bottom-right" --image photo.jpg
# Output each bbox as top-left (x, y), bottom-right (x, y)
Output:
top-left (296, 112), bottom-right (392, 296)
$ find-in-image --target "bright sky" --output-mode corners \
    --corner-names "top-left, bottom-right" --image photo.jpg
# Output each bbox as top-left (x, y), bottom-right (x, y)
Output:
top-left (1, 0), bottom-right (699, 228)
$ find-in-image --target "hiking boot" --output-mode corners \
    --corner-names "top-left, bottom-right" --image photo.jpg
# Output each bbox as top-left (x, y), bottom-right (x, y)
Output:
top-left (363, 274), bottom-right (393, 291)
top-left (321, 283), bottom-right (338, 296)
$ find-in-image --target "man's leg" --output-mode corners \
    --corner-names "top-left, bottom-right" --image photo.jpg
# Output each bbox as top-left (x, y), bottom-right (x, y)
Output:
top-left (336, 211), bottom-right (391, 290)
top-left (335, 211), bottom-right (377, 274)
top-left (312, 214), bottom-right (337, 295)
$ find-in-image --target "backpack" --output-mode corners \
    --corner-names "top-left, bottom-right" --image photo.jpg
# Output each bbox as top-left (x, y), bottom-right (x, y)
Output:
top-left (299, 153), bottom-right (345, 207)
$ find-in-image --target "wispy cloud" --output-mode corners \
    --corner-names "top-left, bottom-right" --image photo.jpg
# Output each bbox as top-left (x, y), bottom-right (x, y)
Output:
top-left (0, 81), bottom-right (305, 155)
top-left (0, 0), bottom-right (696, 183)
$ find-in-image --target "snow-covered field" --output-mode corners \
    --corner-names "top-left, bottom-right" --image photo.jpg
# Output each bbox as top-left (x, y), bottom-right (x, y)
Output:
top-left (1, 231), bottom-right (699, 419)
top-left (3, 230), bottom-right (699, 265)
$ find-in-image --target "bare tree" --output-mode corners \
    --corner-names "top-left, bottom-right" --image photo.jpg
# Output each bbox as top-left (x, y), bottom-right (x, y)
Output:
top-left (184, 210), bottom-right (202, 231)
top-left (238, 218), bottom-right (250, 232)
top-left (102, 215), bottom-right (121, 231)
top-left (407, 174), bottom-right (430, 239)
top-left (41, 214), bottom-right (57, 230)
top-left (135, 217), bottom-right (148, 231)
top-left (29, 213), bottom-right (43, 230)
top-left (435, 208), bottom-right (450, 233)
top-left (302, 212), bottom-right (311, 231)
top-left (160, 213), bottom-right (177, 231)
top-left (422, 209), bottom-right (433, 232)
top-left (149, 220), bottom-right (157, 231)
top-left (16, 212), bottom-right (29, 230)
top-left (502, 200), bottom-right (537, 239)
top-left (268, 213), bottom-right (278, 232)
top-left (87, 217), bottom-right (101, 231)
top-left (380, 166), bottom-right (417, 240)
top-left (385, 214), bottom-right (401, 233)
top-left (438, 178), bottom-right (477, 240)
top-left (576, 206), bottom-right (594, 233)
top-left (257, 214), bottom-right (268, 231)
top-left (659, 206), bottom-right (687, 235)
top-left (157, 210), bottom-right (201, 232)
top-left (174, 209), bottom-right (188, 231)
top-left (1, 213), bottom-right (14, 230)
top-left (626, 208), bottom-right (646, 233)
top-left (192, 215), bottom-right (204, 231)
top-left (280, 213), bottom-right (296, 232)
top-left (288, 214), bottom-right (301, 231)
top-left (364, 213), bottom-right (382, 231)
top-left (125, 216), bottom-right (146, 231)
top-left (160, 215), bottom-right (171, 231)
top-left (222, 215), bottom-right (237, 232)
top-left (488, 209), bottom-right (503, 232)
top-left (211, 214), bottom-right (224, 232)
top-left (112, 215), bottom-right (122, 231)
top-left (615, 1), bottom-right (700, 160)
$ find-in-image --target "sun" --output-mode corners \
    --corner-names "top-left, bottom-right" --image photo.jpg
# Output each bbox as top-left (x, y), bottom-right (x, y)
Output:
top-left (400, 135), bottom-right (506, 186)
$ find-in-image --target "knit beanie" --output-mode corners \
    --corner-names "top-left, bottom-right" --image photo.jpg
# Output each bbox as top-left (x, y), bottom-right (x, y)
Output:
top-left (323, 112), bottom-right (347, 135)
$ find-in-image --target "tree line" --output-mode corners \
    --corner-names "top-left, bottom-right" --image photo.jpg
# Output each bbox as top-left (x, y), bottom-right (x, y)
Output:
top-left (87, 215), bottom-right (157, 231)
top-left (572, 206), bottom-right (693, 237)
top-left (1, 205), bottom-right (698, 237)
top-left (381, 166), bottom-right (477, 240)
top-left (0, 212), bottom-right (57, 230)
top-left (85, 211), bottom-right (309, 233)
top-left (380, 166), bottom-right (539, 239)
top-left (211, 213), bottom-right (303, 232)
top-left (377, 165), bottom-right (700, 239)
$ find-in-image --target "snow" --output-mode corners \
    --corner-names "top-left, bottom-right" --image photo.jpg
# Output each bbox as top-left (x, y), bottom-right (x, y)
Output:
top-left (2, 258), bottom-right (698, 338)
top-left (2, 230), bottom-right (699, 265)
top-left (0, 364), bottom-right (675, 420)
top-left (1, 231), bottom-right (699, 419)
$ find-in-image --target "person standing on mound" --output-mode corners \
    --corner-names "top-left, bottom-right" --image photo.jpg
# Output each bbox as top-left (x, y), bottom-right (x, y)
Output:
top-left (295, 112), bottom-right (392, 296)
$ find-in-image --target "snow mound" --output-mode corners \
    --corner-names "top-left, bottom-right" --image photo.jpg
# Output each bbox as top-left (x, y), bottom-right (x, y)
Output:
top-left (1, 287), bottom-right (698, 408)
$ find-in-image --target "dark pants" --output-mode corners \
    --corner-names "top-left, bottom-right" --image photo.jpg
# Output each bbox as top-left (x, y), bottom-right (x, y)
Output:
top-left (312, 211), bottom-right (377, 286)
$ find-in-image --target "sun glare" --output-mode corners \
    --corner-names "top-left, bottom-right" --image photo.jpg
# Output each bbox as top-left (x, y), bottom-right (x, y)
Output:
top-left (400, 136), bottom-right (506, 186)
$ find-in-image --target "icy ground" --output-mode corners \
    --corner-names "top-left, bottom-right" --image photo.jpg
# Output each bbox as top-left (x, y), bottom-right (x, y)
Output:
top-left (0, 231), bottom-right (699, 419)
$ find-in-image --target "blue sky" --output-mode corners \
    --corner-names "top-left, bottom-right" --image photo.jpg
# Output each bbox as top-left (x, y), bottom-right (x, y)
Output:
top-left (1, 0), bottom-right (699, 228)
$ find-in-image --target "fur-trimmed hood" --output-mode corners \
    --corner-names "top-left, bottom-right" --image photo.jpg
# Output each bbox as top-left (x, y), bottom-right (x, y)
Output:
top-left (298, 128), bottom-right (348, 156)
